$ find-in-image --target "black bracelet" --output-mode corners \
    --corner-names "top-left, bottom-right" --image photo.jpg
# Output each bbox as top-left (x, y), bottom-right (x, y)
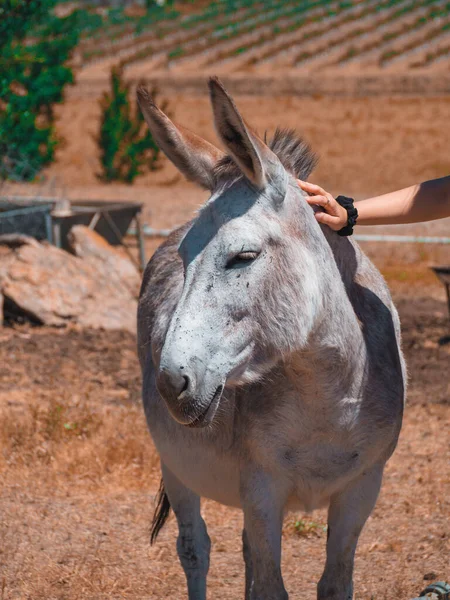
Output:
top-left (335, 195), bottom-right (358, 236)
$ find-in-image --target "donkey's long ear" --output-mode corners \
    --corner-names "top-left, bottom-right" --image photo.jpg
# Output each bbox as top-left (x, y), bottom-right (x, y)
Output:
top-left (208, 77), bottom-right (278, 190)
top-left (137, 86), bottom-right (223, 190)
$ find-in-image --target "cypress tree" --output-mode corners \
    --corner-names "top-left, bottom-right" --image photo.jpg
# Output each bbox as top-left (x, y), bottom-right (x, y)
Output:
top-left (98, 67), bottom-right (165, 183)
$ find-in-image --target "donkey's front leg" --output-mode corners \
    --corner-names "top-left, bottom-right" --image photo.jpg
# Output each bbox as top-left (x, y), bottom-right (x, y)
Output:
top-left (317, 465), bottom-right (384, 600)
top-left (241, 469), bottom-right (288, 600)
top-left (242, 528), bottom-right (254, 600)
top-left (162, 464), bottom-right (211, 600)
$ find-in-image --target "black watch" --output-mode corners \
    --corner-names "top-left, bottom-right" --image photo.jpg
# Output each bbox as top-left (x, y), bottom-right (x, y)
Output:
top-left (335, 195), bottom-right (358, 236)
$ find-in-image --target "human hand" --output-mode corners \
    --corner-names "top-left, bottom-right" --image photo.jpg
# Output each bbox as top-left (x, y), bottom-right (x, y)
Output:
top-left (297, 180), bottom-right (348, 231)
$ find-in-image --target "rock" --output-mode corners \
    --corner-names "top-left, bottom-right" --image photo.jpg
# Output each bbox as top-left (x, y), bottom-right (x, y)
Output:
top-left (0, 244), bottom-right (17, 301)
top-left (0, 233), bottom-right (41, 248)
top-left (0, 231), bottom-right (139, 333)
top-left (423, 339), bottom-right (439, 350)
top-left (68, 226), bottom-right (140, 295)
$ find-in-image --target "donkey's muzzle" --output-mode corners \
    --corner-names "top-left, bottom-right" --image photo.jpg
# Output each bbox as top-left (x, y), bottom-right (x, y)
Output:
top-left (156, 365), bottom-right (203, 425)
top-left (156, 363), bottom-right (223, 427)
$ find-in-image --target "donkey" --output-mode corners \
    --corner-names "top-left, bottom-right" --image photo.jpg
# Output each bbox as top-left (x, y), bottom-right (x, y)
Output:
top-left (136, 77), bottom-right (405, 600)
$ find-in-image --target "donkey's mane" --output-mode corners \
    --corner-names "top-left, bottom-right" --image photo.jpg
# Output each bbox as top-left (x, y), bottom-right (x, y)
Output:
top-left (213, 128), bottom-right (318, 188)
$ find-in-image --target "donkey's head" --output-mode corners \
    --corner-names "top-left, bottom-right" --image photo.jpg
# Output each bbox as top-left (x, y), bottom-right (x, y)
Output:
top-left (138, 78), bottom-right (326, 427)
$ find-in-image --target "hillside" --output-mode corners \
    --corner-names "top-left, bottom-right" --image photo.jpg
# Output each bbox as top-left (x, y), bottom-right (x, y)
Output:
top-left (72, 0), bottom-right (450, 85)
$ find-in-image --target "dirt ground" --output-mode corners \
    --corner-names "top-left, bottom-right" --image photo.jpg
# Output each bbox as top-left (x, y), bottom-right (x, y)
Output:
top-left (51, 94), bottom-right (450, 197)
top-left (0, 293), bottom-right (449, 600)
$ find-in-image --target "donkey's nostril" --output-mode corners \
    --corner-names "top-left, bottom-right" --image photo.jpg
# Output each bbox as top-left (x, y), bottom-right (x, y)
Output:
top-left (179, 375), bottom-right (190, 397)
top-left (157, 368), bottom-right (191, 403)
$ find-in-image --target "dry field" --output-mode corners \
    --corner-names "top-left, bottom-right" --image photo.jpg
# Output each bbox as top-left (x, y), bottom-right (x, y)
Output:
top-left (2, 4), bottom-right (450, 595)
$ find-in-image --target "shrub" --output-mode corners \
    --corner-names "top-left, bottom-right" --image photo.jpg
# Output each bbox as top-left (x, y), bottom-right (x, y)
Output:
top-left (97, 67), bottom-right (168, 183)
top-left (0, 0), bottom-right (80, 180)
top-left (168, 46), bottom-right (184, 60)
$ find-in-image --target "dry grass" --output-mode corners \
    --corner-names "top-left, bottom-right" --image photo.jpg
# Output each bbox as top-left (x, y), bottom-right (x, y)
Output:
top-left (0, 395), bottom-right (158, 493)
top-left (0, 326), bottom-right (159, 495)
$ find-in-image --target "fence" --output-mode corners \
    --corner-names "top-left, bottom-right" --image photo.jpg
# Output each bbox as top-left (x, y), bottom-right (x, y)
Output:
top-left (131, 224), bottom-right (450, 245)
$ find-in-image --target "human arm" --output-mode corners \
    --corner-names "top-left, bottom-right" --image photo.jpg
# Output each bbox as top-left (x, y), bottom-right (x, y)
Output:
top-left (298, 176), bottom-right (450, 230)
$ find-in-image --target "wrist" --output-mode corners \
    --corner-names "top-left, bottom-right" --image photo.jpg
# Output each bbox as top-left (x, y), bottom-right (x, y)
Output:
top-left (335, 195), bottom-right (358, 236)
top-left (338, 204), bottom-right (348, 228)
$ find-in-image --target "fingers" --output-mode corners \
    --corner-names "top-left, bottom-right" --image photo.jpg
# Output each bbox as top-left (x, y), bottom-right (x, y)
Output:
top-left (297, 179), bottom-right (327, 197)
top-left (298, 179), bottom-right (348, 231)
top-left (305, 194), bottom-right (330, 208)
top-left (305, 194), bottom-right (341, 219)
top-left (315, 211), bottom-right (342, 231)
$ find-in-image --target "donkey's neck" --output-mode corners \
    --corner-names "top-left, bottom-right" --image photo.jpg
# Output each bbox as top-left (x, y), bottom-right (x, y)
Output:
top-left (285, 229), bottom-right (367, 397)
top-left (286, 308), bottom-right (365, 401)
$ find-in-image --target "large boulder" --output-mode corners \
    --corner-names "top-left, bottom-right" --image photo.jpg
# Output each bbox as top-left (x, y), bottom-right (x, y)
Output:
top-left (68, 225), bottom-right (140, 295)
top-left (0, 228), bottom-right (140, 333)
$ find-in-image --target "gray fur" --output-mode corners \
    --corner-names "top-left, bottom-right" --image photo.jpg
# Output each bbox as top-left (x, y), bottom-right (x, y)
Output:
top-left (214, 127), bottom-right (317, 188)
top-left (137, 78), bottom-right (405, 600)
top-left (137, 86), bottom-right (224, 189)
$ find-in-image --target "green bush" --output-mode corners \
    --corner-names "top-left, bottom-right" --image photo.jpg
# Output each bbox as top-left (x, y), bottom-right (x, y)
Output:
top-left (168, 46), bottom-right (184, 60)
top-left (0, 0), bottom-right (80, 180)
top-left (97, 67), bottom-right (168, 183)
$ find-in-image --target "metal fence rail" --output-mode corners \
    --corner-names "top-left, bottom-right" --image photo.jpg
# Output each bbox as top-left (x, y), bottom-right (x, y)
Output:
top-left (129, 224), bottom-right (450, 244)
top-left (354, 234), bottom-right (450, 244)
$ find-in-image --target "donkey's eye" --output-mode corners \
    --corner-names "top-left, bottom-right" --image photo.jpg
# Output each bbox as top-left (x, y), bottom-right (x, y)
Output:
top-left (238, 251), bottom-right (259, 261)
top-left (226, 251), bottom-right (260, 268)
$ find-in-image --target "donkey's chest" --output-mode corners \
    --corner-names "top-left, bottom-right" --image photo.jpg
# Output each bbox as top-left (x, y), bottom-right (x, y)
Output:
top-left (245, 395), bottom-right (371, 508)
top-left (148, 389), bottom-right (371, 511)
top-left (151, 425), bottom-right (243, 507)
top-left (146, 393), bottom-right (243, 507)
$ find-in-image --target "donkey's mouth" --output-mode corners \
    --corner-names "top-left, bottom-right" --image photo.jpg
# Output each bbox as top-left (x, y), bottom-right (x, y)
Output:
top-left (186, 384), bottom-right (224, 429)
